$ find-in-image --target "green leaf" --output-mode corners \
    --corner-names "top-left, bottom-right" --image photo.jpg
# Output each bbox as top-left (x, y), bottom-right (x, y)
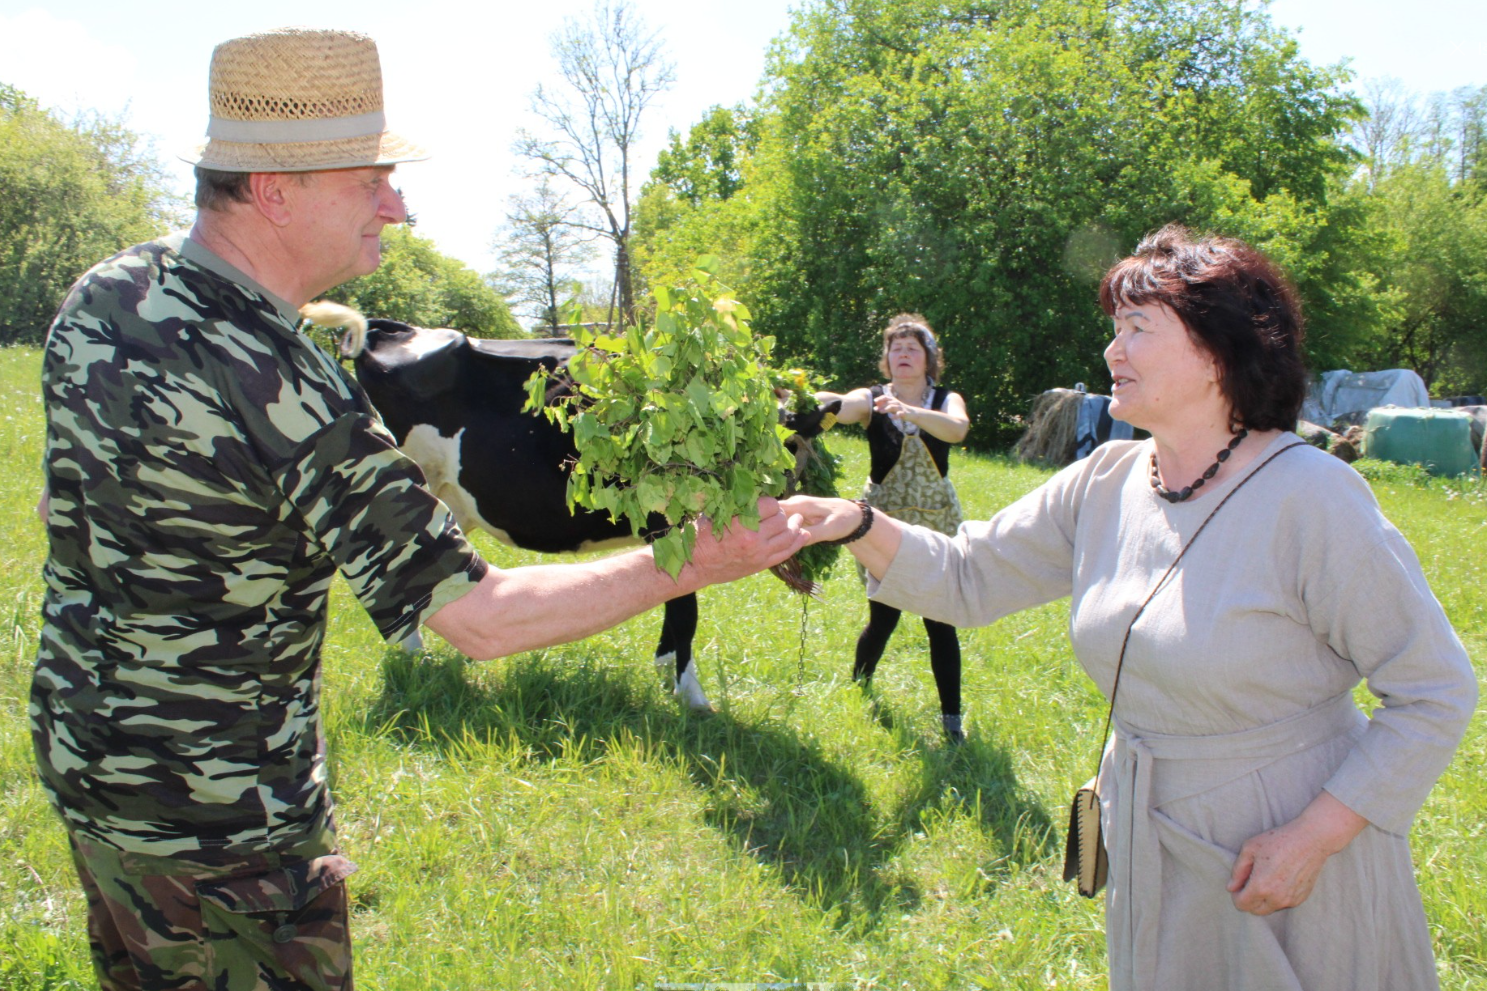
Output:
top-left (652, 531), bottom-right (687, 579)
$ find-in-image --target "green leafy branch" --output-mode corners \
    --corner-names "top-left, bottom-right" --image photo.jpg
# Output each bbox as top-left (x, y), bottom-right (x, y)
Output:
top-left (525, 261), bottom-right (795, 579)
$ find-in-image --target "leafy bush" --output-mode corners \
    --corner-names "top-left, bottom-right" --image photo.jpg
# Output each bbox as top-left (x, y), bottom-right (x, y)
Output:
top-left (0, 84), bottom-right (184, 344)
top-left (325, 226), bottom-right (521, 337)
top-left (1349, 457), bottom-right (1440, 487)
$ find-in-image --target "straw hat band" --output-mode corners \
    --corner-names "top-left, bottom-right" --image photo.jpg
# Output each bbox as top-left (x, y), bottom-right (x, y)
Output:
top-left (207, 111), bottom-right (388, 144)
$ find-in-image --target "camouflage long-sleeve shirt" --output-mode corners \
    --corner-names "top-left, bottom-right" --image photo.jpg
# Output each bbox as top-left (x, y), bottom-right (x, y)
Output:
top-left (31, 232), bottom-right (487, 864)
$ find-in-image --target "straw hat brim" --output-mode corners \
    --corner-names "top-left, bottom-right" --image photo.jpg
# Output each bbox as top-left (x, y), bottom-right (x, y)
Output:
top-left (185, 129), bottom-right (429, 173)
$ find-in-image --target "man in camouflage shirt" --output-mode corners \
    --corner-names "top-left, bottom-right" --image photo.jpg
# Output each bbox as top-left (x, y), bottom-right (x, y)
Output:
top-left (32, 28), bottom-right (804, 991)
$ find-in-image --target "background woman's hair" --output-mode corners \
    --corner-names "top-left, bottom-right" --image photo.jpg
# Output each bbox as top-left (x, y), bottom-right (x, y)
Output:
top-left (1098, 225), bottom-right (1309, 432)
top-left (879, 313), bottom-right (944, 381)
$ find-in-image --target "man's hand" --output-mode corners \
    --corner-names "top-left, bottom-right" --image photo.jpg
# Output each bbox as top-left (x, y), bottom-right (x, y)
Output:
top-left (429, 496), bottom-right (806, 661)
top-left (682, 496), bottom-right (807, 585)
top-left (1227, 790), bottom-right (1367, 915)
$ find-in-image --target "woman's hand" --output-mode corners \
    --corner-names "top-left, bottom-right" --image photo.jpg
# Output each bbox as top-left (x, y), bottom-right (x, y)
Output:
top-left (777, 495), bottom-right (862, 545)
top-left (873, 391), bottom-right (915, 419)
top-left (873, 389), bottom-right (971, 443)
top-left (780, 495), bottom-right (905, 581)
top-left (1227, 790), bottom-right (1368, 915)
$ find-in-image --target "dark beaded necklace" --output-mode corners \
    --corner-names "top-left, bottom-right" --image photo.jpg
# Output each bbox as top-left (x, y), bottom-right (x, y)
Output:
top-left (1150, 429), bottom-right (1248, 503)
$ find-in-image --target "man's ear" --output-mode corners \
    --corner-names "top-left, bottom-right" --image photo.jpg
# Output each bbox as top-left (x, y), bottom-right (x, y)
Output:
top-left (249, 172), bottom-right (295, 227)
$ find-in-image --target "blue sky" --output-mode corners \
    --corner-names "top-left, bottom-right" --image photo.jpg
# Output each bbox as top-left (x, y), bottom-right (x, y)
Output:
top-left (1, 0), bottom-right (1482, 276)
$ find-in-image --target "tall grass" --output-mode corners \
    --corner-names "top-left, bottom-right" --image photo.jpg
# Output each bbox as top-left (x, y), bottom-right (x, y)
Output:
top-left (0, 345), bottom-right (1481, 989)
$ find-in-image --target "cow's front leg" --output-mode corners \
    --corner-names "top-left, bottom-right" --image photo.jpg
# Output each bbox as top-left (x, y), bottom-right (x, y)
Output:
top-left (655, 593), bottom-right (709, 711)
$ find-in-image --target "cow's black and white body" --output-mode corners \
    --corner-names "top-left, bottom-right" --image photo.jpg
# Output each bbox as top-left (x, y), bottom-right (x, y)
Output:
top-left (307, 302), bottom-right (829, 711)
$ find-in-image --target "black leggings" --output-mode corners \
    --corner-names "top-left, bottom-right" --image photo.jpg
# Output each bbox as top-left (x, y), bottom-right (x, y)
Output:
top-left (853, 599), bottom-right (961, 716)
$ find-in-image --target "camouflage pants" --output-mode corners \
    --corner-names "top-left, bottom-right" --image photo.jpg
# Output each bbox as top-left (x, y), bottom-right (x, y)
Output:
top-left (68, 834), bottom-right (356, 991)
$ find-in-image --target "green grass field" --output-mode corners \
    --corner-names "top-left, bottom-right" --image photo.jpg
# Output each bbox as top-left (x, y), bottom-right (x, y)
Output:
top-left (0, 346), bottom-right (1482, 990)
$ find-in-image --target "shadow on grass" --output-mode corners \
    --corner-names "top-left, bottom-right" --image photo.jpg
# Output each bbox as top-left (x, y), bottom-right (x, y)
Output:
top-left (362, 646), bottom-right (1053, 932)
top-left (867, 690), bottom-right (1059, 873)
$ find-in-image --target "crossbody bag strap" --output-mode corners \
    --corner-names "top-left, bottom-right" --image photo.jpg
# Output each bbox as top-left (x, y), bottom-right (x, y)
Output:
top-left (1089, 441), bottom-right (1307, 778)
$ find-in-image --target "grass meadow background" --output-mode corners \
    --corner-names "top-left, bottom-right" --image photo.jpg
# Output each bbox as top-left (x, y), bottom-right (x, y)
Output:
top-left (0, 345), bottom-right (1482, 989)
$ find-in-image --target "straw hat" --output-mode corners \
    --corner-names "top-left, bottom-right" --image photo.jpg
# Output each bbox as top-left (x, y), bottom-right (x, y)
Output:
top-left (187, 27), bottom-right (428, 173)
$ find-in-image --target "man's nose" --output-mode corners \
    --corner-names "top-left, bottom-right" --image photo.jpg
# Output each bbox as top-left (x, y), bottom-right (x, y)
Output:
top-left (380, 181), bottom-right (408, 224)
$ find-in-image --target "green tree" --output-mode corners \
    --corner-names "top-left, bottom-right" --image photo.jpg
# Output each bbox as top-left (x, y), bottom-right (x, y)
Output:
top-left (1340, 81), bottom-right (1487, 393)
top-left (1358, 164), bottom-right (1487, 393)
top-left (633, 104), bottom-right (767, 299)
top-left (324, 225), bottom-right (522, 338)
top-left (651, 105), bottom-right (759, 207)
top-left (635, 0), bottom-right (1375, 447)
top-left (0, 83), bottom-right (185, 343)
top-left (1417, 86), bottom-right (1487, 186)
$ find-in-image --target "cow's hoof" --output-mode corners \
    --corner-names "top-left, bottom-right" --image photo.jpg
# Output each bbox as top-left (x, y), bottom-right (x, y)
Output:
top-left (654, 651), bottom-right (677, 689)
top-left (674, 664), bottom-right (713, 712)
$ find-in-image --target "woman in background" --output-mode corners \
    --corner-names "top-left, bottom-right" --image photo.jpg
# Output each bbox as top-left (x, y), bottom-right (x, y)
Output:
top-left (816, 314), bottom-right (971, 743)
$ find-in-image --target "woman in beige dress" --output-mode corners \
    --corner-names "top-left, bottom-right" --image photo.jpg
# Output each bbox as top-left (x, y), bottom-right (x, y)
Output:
top-left (786, 226), bottom-right (1476, 990)
top-left (816, 315), bottom-right (971, 742)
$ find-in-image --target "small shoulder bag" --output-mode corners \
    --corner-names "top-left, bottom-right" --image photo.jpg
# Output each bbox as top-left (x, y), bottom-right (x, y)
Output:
top-left (1063, 441), bottom-right (1304, 897)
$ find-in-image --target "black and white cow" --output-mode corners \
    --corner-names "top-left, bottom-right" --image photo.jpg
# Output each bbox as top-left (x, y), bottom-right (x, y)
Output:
top-left (303, 302), bottom-right (835, 711)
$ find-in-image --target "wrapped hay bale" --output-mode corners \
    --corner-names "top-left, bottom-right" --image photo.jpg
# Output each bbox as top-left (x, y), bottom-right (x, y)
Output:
top-left (1363, 407), bottom-right (1478, 477)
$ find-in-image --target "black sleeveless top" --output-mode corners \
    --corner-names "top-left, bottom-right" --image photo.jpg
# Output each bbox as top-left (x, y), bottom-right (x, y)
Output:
top-left (864, 383), bottom-right (954, 484)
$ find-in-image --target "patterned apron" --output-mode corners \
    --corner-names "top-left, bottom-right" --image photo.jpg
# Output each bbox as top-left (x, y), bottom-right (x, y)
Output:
top-left (857, 408), bottom-right (964, 584)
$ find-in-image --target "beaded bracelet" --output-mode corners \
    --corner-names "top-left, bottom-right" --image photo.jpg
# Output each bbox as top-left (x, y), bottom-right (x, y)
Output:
top-left (825, 499), bottom-right (875, 546)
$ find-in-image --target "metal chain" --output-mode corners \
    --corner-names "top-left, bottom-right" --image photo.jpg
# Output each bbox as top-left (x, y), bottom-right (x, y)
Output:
top-left (795, 595), bottom-right (810, 692)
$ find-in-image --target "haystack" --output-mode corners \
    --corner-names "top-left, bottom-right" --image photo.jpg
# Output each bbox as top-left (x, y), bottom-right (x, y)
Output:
top-left (1014, 388), bottom-right (1086, 466)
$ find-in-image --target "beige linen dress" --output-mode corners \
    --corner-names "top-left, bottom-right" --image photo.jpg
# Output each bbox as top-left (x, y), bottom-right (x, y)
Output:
top-left (870, 433), bottom-right (1477, 990)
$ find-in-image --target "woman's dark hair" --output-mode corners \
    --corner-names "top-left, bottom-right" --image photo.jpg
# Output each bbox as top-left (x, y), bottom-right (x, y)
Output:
top-left (1098, 225), bottom-right (1309, 432)
top-left (877, 313), bottom-right (944, 381)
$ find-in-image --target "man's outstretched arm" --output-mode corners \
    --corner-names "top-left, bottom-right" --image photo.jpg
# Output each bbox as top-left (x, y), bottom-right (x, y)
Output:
top-left (426, 497), bottom-right (806, 660)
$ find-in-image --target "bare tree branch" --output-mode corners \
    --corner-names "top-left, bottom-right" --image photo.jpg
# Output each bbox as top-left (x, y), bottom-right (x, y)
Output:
top-left (1350, 78), bottom-right (1421, 187)
top-left (491, 180), bottom-right (599, 332)
top-left (513, 0), bottom-right (675, 327)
